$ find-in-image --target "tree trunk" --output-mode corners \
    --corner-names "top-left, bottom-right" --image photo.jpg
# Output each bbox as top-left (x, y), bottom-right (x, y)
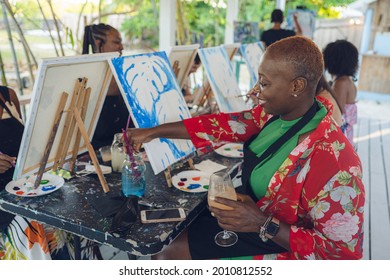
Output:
top-left (4, 0), bottom-right (36, 85)
top-left (47, 0), bottom-right (65, 56)
top-left (75, 1), bottom-right (88, 54)
top-left (37, 0), bottom-right (59, 57)
top-left (0, 50), bottom-right (7, 86)
top-left (1, 1), bottom-right (23, 96)
top-left (98, 0), bottom-right (103, 23)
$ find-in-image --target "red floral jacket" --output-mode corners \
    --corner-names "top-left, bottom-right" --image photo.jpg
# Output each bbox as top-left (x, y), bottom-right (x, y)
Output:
top-left (183, 97), bottom-right (365, 259)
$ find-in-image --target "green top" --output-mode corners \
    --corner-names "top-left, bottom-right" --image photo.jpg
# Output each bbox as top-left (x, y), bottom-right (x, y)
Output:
top-left (248, 101), bottom-right (327, 199)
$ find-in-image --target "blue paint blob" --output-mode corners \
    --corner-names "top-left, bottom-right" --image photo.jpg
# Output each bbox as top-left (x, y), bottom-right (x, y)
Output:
top-left (187, 184), bottom-right (201, 190)
top-left (42, 185), bottom-right (56, 192)
top-left (13, 186), bottom-right (20, 190)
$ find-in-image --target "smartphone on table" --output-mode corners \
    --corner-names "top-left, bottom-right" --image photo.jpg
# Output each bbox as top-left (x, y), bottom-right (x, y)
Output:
top-left (140, 208), bottom-right (186, 223)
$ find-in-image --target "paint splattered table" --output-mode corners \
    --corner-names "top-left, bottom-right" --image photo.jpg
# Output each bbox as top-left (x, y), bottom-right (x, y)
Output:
top-left (0, 152), bottom-right (242, 257)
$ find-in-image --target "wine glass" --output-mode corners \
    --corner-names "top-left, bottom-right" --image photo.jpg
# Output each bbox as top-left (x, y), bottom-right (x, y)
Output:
top-left (208, 170), bottom-right (238, 247)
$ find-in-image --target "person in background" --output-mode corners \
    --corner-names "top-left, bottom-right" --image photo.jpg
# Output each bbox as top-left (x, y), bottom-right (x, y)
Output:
top-left (82, 23), bottom-right (131, 150)
top-left (1, 86), bottom-right (72, 259)
top-left (181, 53), bottom-right (202, 105)
top-left (323, 39), bottom-right (359, 144)
top-left (260, 9), bottom-right (302, 49)
top-left (316, 75), bottom-right (343, 126)
top-left (125, 36), bottom-right (365, 260)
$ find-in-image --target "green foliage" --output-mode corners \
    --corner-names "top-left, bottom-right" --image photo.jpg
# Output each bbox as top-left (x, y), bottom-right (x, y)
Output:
top-left (2, 0), bottom-right (41, 30)
top-left (66, 27), bottom-right (75, 49)
top-left (182, 0), bottom-right (227, 46)
top-left (120, 0), bottom-right (159, 49)
top-left (9, 0), bottom-right (40, 19)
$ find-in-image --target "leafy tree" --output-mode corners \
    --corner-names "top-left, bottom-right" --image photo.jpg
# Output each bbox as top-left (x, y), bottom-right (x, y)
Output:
top-left (118, 0), bottom-right (159, 49)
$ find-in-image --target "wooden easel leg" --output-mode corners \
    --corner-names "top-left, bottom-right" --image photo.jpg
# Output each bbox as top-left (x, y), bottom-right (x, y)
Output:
top-left (73, 107), bottom-right (110, 193)
top-left (34, 92), bottom-right (69, 189)
top-left (164, 167), bottom-right (172, 188)
top-left (58, 78), bottom-right (88, 168)
top-left (69, 87), bottom-right (91, 173)
top-left (188, 158), bottom-right (195, 170)
top-left (53, 78), bottom-right (86, 171)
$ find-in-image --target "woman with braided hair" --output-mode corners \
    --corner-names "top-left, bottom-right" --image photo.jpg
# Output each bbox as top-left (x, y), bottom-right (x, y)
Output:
top-left (82, 23), bottom-right (132, 150)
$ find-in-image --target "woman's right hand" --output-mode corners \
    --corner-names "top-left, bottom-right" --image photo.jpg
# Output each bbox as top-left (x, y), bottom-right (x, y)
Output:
top-left (125, 127), bottom-right (155, 152)
top-left (0, 153), bottom-right (16, 174)
top-left (125, 121), bottom-right (190, 152)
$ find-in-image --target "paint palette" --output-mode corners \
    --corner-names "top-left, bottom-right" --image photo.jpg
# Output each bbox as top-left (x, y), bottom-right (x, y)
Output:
top-left (214, 143), bottom-right (244, 158)
top-left (171, 170), bottom-right (210, 193)
top-left (5, 173), bottom-right (65, 197)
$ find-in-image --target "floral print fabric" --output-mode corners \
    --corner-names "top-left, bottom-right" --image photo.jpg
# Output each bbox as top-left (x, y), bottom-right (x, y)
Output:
top-left (0, 216), bottom-right (99, 260)
top-left (183, 97), bottom-right (365, 259)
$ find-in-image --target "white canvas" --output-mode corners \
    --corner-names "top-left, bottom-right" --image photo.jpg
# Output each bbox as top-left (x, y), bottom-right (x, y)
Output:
top-left (109, 51), bottom-right (195, 175)
top-left (14, 53), bottom-right (116, 180)
top-left (222, 43), bottom-right (241, 61)
top-left (240, 42), bottom-right (264, 87)
top-left (166, 44), bottom-right (200, 89)
top-left (198, 46), bottom-right (247, 113)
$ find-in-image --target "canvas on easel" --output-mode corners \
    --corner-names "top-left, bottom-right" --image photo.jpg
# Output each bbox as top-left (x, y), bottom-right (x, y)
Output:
top-left (198, 46), bottom-right (248, 113)
top-left (109, 51), bottom-right (196, 176)
top-left (239, 42), bottom-right (264, 87)
top-left (14, 53), bottom-right (116, 192)
top-left (191, 43), bottom-right (241, 115)
top-left (166, 44), bottom-right (200, 89)
top-left (286, 9), bottom-right (316, 39)
top-left (223, 43), bottom-right (241, 62)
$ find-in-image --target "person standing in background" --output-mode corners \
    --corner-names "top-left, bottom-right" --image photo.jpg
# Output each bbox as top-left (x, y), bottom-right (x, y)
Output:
top-left (82, 23), bottom-right (132, 150)
top-left (323, 39), bottom-right (359, 144)
top-left (260, 9), bottom-right (302, 49)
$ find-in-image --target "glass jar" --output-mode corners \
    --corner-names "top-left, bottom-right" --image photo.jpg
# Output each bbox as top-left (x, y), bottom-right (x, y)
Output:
top-left (121, 153), bottom-right (146, 197)
top-left (111, 133), bottom-right (127, 172)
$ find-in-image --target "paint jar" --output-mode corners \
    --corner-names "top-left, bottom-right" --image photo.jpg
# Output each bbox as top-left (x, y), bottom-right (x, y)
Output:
top-left (99, 145), bottom-right (112, 163)
top-left (121, 153), bottom-right (146, 197)
top-left (111, 133), bottom-right (127, 172)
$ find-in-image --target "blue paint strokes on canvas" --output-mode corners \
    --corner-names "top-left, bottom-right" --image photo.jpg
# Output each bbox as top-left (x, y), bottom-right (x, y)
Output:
top-left (198, 47), bottom-right (245, 113)
top-left (110, 51), bottom-right (195, 174)
top-left (239, 42), bottom-right (263, 87)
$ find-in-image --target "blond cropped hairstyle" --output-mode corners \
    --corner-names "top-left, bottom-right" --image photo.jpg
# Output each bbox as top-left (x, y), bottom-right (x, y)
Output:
top-left (267, 36), bottom-right (324, 86)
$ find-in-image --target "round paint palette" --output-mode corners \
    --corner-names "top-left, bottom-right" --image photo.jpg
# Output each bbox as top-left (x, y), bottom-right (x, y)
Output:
top-left (171, 170), bottom-right (210, 193)
top-left (214, 143), bottom-right (244, 158)
top-left (5, 173), bottom-right (65, 197)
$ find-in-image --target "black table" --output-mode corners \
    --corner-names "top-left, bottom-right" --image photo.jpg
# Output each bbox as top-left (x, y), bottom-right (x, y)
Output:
top-left (0, 152), bottom-right (242, 257)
